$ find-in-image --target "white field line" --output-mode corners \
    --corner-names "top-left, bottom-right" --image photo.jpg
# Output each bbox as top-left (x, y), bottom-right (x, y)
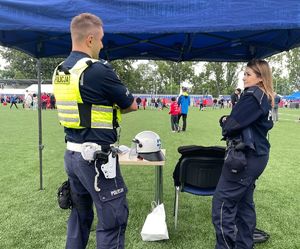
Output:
top-left (278, 118), bottom-right (300, 122)
top-left (279, 112), bottom-right (300, 117)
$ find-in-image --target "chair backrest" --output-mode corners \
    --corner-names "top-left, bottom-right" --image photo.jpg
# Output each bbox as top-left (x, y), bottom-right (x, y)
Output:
top-left (173, 145), bottom-right (225, 188)
top-left (179, 156), bottom-right (224, 188)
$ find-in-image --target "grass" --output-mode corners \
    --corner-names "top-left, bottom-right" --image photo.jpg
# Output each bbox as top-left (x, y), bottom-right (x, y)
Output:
top-left (0, 105), bottom-right (299, 249)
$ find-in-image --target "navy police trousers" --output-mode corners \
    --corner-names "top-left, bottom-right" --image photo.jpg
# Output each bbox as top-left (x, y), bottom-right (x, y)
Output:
top-left (212, 151), bottom-right (269, 249)
top-left (64, 150), bottom-right (129, 249)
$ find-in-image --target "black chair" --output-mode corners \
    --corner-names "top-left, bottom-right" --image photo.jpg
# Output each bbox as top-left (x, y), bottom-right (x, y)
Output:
top-left (173, 145), bottom-right (225, 229)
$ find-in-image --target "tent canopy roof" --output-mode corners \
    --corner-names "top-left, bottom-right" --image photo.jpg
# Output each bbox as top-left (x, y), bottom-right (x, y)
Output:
top-left (285, 91), bottom-right (300, 100)
top-left (0, 1), bottom-right (300, 61)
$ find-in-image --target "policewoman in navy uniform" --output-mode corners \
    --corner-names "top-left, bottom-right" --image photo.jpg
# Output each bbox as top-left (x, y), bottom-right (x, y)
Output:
top-left (212, 59), bottom-right (274, 249)
top-left (53, 13), bottom-right (137, 249)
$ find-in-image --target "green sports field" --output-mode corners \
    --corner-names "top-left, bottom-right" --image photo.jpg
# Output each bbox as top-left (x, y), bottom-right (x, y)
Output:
top-left (0, 105), bottom-right (299, 249)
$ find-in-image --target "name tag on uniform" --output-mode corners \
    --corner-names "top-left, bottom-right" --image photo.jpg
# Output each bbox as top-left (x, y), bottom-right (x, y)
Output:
top-left (54, 75), bottom-right (70, 85)
top-left (111, 188), bottom-right (124, 196)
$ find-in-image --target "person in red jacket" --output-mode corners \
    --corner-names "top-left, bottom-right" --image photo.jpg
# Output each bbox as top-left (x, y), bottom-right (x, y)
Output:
top-left (169, 97), bottom-right (180, 132)
top-left (203, 98), bottom-right (208, 110)
top-left (142, 97), bottom-right (147, 110)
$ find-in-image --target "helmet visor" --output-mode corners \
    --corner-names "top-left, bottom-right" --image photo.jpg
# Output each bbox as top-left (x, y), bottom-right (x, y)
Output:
top-left (138, 151), bottom-right (165, 161)
top-left (129, 139), bottom-right (138, 159)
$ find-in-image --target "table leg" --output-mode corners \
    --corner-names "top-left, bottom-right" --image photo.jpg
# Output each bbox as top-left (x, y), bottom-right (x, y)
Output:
top-left (154, 165), bottom-right (163, 204)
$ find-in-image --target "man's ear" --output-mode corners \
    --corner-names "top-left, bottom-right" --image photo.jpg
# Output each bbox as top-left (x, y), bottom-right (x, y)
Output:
top-left (86, 34), bottom-right (93, 47)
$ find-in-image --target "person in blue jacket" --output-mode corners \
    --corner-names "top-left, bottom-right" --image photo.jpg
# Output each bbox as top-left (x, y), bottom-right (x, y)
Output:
top-left (212, 59), bottom-right (274, 249)
top-left (177, 87), bottom-right (191, 131)
top-left (10, 95), bottom-right (18, 109)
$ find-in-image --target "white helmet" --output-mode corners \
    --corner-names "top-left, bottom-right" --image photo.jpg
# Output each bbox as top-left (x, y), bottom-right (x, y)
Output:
top-left (130, 131), bottom-right (165, 161)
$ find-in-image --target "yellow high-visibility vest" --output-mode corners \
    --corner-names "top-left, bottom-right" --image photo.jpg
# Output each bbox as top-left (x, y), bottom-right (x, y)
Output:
top-left (52, 57), bottom-right (121, 129)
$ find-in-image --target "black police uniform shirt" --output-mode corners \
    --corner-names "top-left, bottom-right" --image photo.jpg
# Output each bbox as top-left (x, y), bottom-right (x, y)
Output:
top-left (221, 86), bottom-right (273, 155)
top-left (62, 51), bottom-right (134, 145)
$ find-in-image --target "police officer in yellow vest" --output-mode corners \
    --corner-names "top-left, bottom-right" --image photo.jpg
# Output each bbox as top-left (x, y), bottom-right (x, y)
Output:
top-left (53, 13), bottom-right (137, 249)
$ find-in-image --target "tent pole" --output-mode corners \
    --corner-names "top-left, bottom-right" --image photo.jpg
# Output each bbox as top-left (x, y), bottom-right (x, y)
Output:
top-left (37, 58), bottom-right (44, 190)
top-left (170, 71), bottom-right (173, 95)
top-left (178, 62), bottom-right (182, 95)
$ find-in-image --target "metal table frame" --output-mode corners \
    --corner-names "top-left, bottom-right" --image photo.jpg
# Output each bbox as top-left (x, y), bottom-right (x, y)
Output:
top-left (118, 149), bottom-right (165, 204)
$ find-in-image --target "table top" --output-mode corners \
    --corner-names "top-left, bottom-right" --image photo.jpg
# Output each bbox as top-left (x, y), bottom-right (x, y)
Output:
top-left (118, 149), bottom-right (165, 166)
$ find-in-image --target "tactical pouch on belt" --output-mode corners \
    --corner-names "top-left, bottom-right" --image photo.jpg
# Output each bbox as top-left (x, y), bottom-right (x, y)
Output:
top-left (94, 150), bottom-right (110, 164)
top-left (57, 180), bottom-right (72, 209)
top-left (224, 140), bottom-right (247, 174)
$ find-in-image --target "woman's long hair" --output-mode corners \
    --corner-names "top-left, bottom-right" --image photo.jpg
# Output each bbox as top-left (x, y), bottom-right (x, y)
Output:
top-left (247, 59), bottom-right (274, 107)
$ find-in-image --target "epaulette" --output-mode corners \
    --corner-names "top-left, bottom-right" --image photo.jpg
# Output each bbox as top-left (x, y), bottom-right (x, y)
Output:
top-left (98, 59), bottom-right (110, 68)
top-left (244, 86), bottom-right (265, 105)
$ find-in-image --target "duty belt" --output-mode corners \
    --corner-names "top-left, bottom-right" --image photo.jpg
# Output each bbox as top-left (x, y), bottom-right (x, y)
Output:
top-left (226, 139), bottom-right (246, 151)
top-left (67, 141), bottom-right (117, 152)
top-left (67, 141), bottom-right (100, 153)
top-left (66, 141), bottom-right (118, 192)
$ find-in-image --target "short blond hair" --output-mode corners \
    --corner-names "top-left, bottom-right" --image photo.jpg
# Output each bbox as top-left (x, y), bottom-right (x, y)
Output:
top-left (70, 13), bottom-right (103, 43)
top-left (247, 59), bottom-right (274, 107)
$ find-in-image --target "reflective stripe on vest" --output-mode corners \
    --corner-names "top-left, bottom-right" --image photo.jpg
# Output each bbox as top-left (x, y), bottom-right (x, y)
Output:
top-left (52, 57), bottom-right (121, 129)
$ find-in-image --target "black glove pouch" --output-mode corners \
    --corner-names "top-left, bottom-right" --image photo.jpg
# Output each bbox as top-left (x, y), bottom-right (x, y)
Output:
top-left (57, 180), bottom-right (72, 209)
top-left (224, 147), bottom-right (247, 174)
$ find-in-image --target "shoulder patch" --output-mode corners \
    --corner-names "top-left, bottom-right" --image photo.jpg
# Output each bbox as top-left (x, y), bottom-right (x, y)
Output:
top-left (244, 86), bottom-right (264, 105)
top-left (98, 59), bottom-right (111, 68)
top-left (100, 59), bottom-right (108, 64)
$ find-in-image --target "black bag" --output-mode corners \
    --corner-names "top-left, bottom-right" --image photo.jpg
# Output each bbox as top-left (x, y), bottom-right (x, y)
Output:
top-left (57, 180), bottom-right (72, 209)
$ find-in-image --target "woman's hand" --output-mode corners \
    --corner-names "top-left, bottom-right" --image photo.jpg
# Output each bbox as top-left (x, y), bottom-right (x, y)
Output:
top-left (219, 115), bottom-right (228, 126)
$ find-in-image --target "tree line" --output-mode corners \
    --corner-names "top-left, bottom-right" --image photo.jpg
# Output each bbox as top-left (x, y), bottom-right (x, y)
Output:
top-left (0, 46), bottom-right (299, 96)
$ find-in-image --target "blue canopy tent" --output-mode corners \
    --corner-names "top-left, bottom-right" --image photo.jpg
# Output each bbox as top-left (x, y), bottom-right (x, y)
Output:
top-left (1, 1), bottom-right (300, 62)
top-left (285, 91), bottom-right (300, 100)
top-left (1, 0), bottom-right (300, 189)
